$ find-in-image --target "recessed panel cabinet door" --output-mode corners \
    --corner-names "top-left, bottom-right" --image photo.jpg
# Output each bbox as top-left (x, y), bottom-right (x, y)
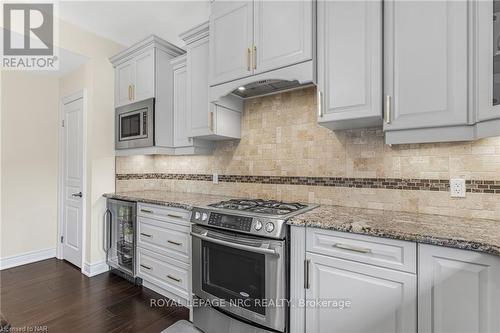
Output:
top-left (209, 1), bottom-right (253, 86)
top-left (305, 252), bottom-right (417, 333)
top-left (173, 63), bottom-right (191, 147)
top-left (418, 244), bottom-right (500, 333)
top-left (477, 0), bottom-right (500, 121)
top-left (115, 60), bottom-right (135, 107)
top-left (134, 49), bottom-right (155, 103)
top-left (384, 0), bottom-right (468, 130)
top-left (317, 0), bottom-right (382, 129)
top-left (253, 0), bottom-right (312, 74)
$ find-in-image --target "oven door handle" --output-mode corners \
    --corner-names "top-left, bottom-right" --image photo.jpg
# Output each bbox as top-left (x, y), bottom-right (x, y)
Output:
top-left (190, 232), bottom-right (280, 257)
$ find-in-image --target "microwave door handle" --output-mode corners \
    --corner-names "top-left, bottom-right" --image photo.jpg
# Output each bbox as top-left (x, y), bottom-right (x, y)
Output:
top-left (190, 231), bottom-right (279, 257)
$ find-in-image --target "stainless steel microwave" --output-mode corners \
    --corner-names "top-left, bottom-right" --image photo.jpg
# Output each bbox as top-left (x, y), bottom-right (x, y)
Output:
top-left (115, 98), bottom-right (154, 149)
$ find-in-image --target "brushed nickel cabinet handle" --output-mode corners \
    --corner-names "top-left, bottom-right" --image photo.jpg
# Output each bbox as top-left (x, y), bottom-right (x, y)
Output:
top-left (167, 214), bottom-right (183, 219)
top-left (317, 90), bottom-right (323, 118)
top-left (141, 209), bottom-right (153, 214)
top-left (333, 243), bottom-right (372, 254)
top-left (131, 84), bottom-right (135, 101)
top-left (304, 259), bottom-right (310, 289)
top-left (385, 95), bottom-right (392, 124)
top-left (167, 275), bottom-right (181, 283)
top-left (253, 45), bottom-right (257, 70)
top-left (140, 264), bottom-right (152, 270)
top-left (167, 240), bottom-right (182, 246)
top-left (208, 111), bottom-right (214, 132)
top-left (140, 232), bottom-right (152, 238)
top-left (128, 85), bottom-right (132, 101)
top-left (247, 47), bottom-right (251, 71)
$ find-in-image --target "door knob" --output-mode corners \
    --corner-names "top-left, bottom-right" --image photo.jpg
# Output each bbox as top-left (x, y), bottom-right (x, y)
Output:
top-left (72, 192), bottom-right (83, 198)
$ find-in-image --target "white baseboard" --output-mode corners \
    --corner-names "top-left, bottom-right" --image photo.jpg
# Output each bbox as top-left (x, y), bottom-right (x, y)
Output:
top-left (0, 248), bottom-right (56, 270)
top-left (82, 260), bottom-right (109, 277)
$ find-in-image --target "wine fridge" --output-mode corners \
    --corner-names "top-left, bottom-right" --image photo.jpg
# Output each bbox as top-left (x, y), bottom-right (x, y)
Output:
top-left (104, 199), bottom-right (137, 279)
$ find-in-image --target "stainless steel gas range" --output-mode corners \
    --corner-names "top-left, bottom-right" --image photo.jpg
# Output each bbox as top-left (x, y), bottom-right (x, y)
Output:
top-left (190, 199), bottom-right (317, 333)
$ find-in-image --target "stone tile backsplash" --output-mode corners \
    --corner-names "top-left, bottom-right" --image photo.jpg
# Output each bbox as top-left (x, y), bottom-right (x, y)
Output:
top-left (116, 87), bottom-right (500, 220)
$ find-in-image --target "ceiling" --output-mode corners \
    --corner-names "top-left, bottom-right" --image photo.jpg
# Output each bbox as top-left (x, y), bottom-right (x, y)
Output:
top-left (58, 1), bottom-right (210, 48)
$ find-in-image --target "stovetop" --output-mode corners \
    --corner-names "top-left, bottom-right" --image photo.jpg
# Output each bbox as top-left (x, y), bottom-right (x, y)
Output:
top-left (191, 198), bottom-right (317, 239)
top-left (208, 199), bottom-right (309, 216)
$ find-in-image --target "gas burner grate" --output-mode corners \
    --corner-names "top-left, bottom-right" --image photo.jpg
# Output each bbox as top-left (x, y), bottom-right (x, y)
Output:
top-left (208, 199), bottom-right (308, 215)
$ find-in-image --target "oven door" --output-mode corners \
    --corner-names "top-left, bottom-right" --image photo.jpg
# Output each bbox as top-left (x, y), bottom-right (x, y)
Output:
top-left (191, 225), bottom-right (287, 332)
top-left (115, 98), bottom-right (154, 149)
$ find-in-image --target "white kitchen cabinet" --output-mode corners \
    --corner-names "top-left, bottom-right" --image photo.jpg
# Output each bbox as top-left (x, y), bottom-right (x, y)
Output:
top-left (305, 252), bottom-right (417, 333)
top-left (418, 244), bottom-right (500, 333)
top-left (317, 0), bottom-right (382, 130)
top-left (180, 22), bottom-right (242, 141)
top-left (114, 48), bottom-right (155, 108)
top-left (115, 59), bottom-right (135, 107)
top-left (209, 0), bottom-right (314, 87)
top-left (384, 0), bottom-right (472, 144)
top-left (253, 0), bottom-right (312, 74)
top-left (209, 1), bottom-right (253, 85)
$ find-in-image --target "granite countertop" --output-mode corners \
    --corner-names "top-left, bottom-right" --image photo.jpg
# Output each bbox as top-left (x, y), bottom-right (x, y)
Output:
top-left (104, 190), bottom-right (500, 256)
top-left (103, 190), bottom-right (233, 211)
top-left (288, 205), bottom-right (500, 256)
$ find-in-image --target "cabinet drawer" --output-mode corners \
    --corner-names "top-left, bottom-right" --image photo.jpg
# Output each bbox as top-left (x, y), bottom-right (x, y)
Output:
top-left (138, 217), bottom-right (190, 263)
top-left (137, 247), bottom-right (190, 300)
top-left (306, 228), bottom-right (416, 273)
top-left (137, 203), bottom-right (191, 225)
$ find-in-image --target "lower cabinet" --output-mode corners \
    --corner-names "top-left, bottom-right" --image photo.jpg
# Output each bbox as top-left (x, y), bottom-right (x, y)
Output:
top-left (136, 203), bottom-right (192, 314)
top-left (418, 244), bottom-right (500, 333)
top-left (293, 227), bottom-right (500, 333)
top-left (305, 252), bottom-right (417, 333)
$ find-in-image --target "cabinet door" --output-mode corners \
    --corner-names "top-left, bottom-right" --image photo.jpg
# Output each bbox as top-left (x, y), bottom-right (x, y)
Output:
top-left (134, 49), bottom-right (155, 102)
top-left (418, 244), bottom-right (500, 333)
top-left (173, 64), bottom-right (191, 147)
top-left (384, 0), bottom-right (468, 130)
top-left (317, 0), bottom-right (382, 129)
top-left (209, 1), bottom-right (253, 86)
top-left (187, 37), bottom-right (212, 137)
top-left (477, 0), bottom-right (500, 121)
top-left (253, 0), bottom-right (312, 74)
top-left (115, 60), bottom-right (135, 107)
top-left (305, 252), bottom-right (416, 333)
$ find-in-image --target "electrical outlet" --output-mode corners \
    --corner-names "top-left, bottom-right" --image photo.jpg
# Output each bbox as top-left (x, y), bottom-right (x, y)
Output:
top-left (213, 173), bottom-right (218, 184)
top-left (450, 179), bottom-right (466, 198)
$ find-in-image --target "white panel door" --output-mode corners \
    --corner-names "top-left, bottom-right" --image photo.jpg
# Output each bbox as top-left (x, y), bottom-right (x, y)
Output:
top-left (62, 97), bottom-right (84, 268)
top-left (418, 244), bottom-right (500, 333)
top-left (253, 0), bottom-right (312, 74)
top-left (115, 60), bottom-right (135, 107)
top-left (384, 0), bottom-right (469, 130)
top-left (173, 63), bottom-right (191, 147)
top-left (134, 49), bottom-right (155, 102)
top-left (305, 252), bottom-right (417, 333)
top-left (317, 0), bottom-right (382, 127)
top-left (209, 0), bottom-right (254, 86)
top-left (188, 37), bottom-right (212, 137)
top-left (477, 0), bottom-right (500, 121)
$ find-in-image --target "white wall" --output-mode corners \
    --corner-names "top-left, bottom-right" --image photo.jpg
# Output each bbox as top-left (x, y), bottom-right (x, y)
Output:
top-left (1, 71), bottom-right (60, 258)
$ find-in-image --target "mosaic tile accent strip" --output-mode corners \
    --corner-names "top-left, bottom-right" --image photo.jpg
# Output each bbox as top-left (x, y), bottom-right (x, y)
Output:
top-left (115, 173), bottom-right (500, 194)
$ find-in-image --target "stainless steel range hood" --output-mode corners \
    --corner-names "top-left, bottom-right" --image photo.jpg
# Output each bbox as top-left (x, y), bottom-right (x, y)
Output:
top-left (231, 79), bottom-right (309, 99)
top-left (210, 60), bottom-right (315, 104)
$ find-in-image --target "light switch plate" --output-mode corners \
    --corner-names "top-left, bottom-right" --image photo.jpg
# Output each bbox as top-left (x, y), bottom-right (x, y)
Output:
top-left (213, 173), bottom-right (218, 184)
top-left (450, 179), bottom-right (466, 198)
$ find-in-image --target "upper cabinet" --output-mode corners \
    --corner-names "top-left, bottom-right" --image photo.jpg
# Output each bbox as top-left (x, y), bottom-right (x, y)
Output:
top-left (384, 0), bottom-right (470, 143)
top-left (180, 22), bottom-right (243, 141)
top-left (209, 1), bottom-right (254, 85)
top-left (114, 48), bottom-right (156, 108)
top-left (317, 0), bottom-right (382, 130)
top-left (209, 0), bottom-right (315, 102)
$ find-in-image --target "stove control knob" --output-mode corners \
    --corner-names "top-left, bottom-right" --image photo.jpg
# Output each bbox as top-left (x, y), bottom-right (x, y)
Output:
top-left (201, 213), bottom-right (208, 221)
top-left (265, 222), bottom-right (275, 233)
top-left (194, 212), bottom-right (201, 220)
top-left (254, 220), bottom-right (263, 231)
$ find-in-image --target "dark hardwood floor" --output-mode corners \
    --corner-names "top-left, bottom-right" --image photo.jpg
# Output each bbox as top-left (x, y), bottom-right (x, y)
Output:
top-left (0, 258), bottom-right (188, 332)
